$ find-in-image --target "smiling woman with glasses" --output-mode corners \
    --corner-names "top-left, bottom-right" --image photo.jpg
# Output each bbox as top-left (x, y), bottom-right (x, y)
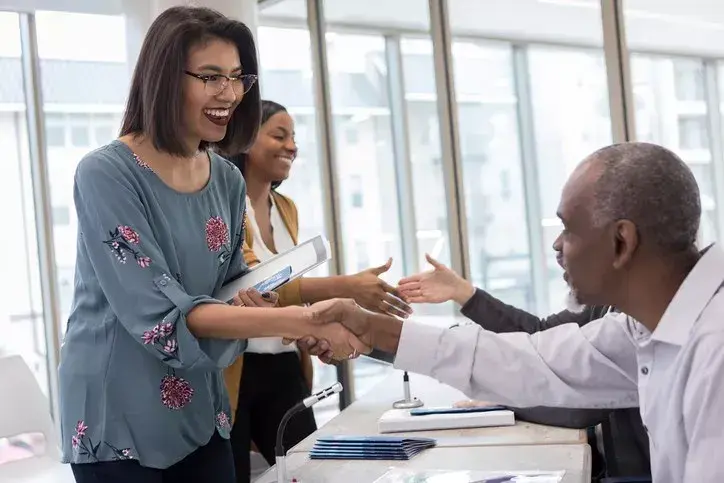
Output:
top-left (58, 6), bottom-right (371, 483)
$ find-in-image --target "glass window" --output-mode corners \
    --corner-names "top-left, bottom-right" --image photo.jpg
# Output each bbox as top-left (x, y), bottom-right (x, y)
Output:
top-left (450, 39), bottom-right (535, 312)
top-left (70, 125), bottom-right (90, 147)
top-left (400, 38), bottom-right (454, 296)
top-left (631, 55), bottom-right (718, 246)
top-left (324, 29), bottom-right (403, 398)
top-left (528, 46), bottom-right (612, 312)
top-left (448, 0), bottom-right (610, 315)
top-left (0, 12), bottom-right (48, 396)
top-left (36, 11), bottom-right (129, 334)
top-left (256, 14), bottom-right (336, 424)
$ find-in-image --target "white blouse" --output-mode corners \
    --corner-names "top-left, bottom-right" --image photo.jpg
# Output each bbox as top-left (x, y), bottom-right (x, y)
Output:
top-left (245, 194), bottom-right (298, 354)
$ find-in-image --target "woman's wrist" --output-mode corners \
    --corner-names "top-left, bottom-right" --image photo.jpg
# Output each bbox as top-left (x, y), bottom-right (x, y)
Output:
top-left (452, 280), bottom-right (476, 306)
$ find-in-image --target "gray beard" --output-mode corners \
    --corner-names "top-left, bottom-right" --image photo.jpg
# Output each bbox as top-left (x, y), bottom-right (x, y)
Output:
top-left (565, 290), bottom-right (587, 314)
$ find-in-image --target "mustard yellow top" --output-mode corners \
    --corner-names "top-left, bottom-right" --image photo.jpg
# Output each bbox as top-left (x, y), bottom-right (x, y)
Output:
top-left (224, 190), bottom-right (314, 424)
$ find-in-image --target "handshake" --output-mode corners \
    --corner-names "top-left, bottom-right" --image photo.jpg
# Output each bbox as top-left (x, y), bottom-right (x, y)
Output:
top-left (232, 288), bottom-right (403, 362)
top-left (231, 253), bottom-right (473, 362)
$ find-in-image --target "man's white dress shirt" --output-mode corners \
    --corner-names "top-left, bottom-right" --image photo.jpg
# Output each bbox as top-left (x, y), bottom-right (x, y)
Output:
top-left (395, 244), bottom-right (724, 483)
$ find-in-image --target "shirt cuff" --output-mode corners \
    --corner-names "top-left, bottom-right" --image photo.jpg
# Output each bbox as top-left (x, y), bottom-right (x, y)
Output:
top-left (393, 321), bottom-right (447, 376)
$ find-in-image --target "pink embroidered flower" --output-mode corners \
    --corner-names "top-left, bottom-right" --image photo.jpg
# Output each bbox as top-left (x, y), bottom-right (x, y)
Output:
top-left (137, 256), bottom-right (152, 268)
top-left (216, 412), bottom-right (231, 432)
top-left (158, 322), bottom-right (174, 337)
top-left (142, 327), bottom-right (160, 345)
top-left (75, 420), bottom-right (88, 437)
top-left (112, 241), bottom-right (119, 249)
top-left (160, 375), bottom-right (194, 410)
top-left (163, 339), bottom-right (177, 354)
top-left (134, 154), bottom-right (152, 171)
top-left (205, 216), bottom-right (230, 252)
top-left (117, 226), bottom-right (140, 245)
top-left (121, 448), bottom-right (132, 459)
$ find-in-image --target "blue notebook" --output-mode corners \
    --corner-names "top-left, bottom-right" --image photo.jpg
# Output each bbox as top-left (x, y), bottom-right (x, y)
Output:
top-left (310, 436), bottom-right (436, 460)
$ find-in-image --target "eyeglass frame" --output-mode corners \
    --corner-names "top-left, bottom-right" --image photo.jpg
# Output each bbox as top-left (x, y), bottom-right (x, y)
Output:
top-left (184, 71), bottom-right (258, 97)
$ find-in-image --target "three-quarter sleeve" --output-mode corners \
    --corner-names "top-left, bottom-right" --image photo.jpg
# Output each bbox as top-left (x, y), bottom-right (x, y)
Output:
top-left (74, 153), bottom-right (238, 371)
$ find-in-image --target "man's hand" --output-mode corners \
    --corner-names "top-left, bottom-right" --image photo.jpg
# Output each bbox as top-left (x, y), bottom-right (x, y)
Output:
top-left (293, 299), bottom-right (403, 362)
top-left (231, 288), bottom-right (279, 308)
top-left (346, 258), bottom-right (413, 319)
top-left (397, 254), bottom-right (475, 306)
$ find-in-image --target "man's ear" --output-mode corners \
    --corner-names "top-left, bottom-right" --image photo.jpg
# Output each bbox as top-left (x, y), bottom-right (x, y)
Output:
top-left (612, 220), bottom-right (638, 270)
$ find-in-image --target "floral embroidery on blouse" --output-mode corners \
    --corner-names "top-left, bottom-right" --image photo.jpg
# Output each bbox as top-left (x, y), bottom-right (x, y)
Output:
top-left (205, 216), bottom-right (232, 265)
top-left (103, 225), bottom-right (152, 267)
top-left (160, 373), bottom-right (194, 410)
top-left (142, 321), bottom-right (178, 360)
top-left (133, 153), bottom-right (153, 171)
top-left (72, 420), bottom-right (133, 461)
top-left (215, 411), bottom-right (231, 432)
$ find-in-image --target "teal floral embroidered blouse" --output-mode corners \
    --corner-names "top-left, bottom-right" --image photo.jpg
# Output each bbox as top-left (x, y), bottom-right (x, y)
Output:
top-left (58, 140), bottom-right (248, 469)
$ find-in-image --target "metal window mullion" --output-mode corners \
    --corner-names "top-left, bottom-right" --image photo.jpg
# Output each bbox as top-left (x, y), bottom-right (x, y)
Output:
top-left (601, 0), bottom-right (636, 142)
top-left (512, 45), bottom-right (549, 315)
top-left (306, 0), bottom-right (354, 409)
top-left (703, 61), bottom-right (724, 242)
top-left (428, 0), bottom-right (469, 280)
top-left (19, 12), bottom-right (62, 424)
top-left (384, 35), bottom-right (419, 275)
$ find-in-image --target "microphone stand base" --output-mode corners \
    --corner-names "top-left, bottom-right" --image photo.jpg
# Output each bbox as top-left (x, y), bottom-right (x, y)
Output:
top-left (392, 397), bottom-right (424, 409)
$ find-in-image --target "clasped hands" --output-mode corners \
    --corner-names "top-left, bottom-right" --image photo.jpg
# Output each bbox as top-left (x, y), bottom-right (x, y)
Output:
top-left (231, 288), bottom-right (385, 362)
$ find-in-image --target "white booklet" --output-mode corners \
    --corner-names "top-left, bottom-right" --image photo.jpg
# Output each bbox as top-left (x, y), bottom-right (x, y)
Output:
top-left (378, 407), bottom-right (515, 433)
top-left (214, 234), bottom-right (331, 303)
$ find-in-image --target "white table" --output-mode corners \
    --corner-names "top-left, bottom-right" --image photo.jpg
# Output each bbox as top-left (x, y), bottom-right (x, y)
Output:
top-left (256, 444), bottom-right (590, 483)
top-left (290, 371), bottom-right (587, 453)
top-left (257, 370), bottom-right (591, 482)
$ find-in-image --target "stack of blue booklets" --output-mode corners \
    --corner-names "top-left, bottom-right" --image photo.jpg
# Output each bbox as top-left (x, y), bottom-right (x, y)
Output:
top-left (309, 436), bottom-right (436, 460)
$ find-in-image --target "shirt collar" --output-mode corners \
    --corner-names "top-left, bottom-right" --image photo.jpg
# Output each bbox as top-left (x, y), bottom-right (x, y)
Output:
top-left (652, 243), bottom-right (724, 345)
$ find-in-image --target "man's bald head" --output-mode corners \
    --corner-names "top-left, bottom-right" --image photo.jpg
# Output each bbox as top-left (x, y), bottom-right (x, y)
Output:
top-left (586, 142), bottom-right (701, 254)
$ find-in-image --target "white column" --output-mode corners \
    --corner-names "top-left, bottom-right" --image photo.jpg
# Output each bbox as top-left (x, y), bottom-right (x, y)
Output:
top-left (123, 0), bottom-right (258, 72)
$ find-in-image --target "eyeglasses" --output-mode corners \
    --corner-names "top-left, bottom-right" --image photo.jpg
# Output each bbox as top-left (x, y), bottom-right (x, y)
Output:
top-left (184, 71), bottom-right (257, 97)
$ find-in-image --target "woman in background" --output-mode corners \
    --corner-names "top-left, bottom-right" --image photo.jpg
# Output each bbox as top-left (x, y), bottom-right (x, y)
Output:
top-left (225, 100), bottom-right (411, 482)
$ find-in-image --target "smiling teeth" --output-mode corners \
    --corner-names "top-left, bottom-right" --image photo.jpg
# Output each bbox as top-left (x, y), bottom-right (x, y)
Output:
top-left (204, 108), bottom-right (229, 118)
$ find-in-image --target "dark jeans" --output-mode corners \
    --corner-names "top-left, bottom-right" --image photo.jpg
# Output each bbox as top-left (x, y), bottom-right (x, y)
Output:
top-left (230, 352), bottom-right (317, 483)
top-left (70, 432), bottom-right (234, 483)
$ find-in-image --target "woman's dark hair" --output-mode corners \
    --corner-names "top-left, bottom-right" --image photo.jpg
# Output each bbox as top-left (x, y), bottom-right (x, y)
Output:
top-left (120, 6), bottom-right (261, 157)
top-left (229, 99), bottom-right (288, 190)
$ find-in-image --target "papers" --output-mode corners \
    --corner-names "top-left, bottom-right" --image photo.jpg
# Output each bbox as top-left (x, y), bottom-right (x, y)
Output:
top-left (309, 436), bottom-right (436, 461)
top-left (214, 234), bottom-right (331, 303)
top-left (372, 468), bottom-right (566, 482)
top-left (378, 407), bottom-right (515, 433)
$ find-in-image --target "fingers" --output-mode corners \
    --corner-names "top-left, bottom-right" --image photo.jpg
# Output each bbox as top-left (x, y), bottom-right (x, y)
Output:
top-left (397, 280), bottom-right (421, 293)
top-left (236, 288), bottom-right (277, 307)
top-left (318, 351), bottom-right (336, 365)
top-left (237, 289), bottom-right (255, 307)
top-left (369, 257), bottom-right (393, 276)
top-left (402, 295), bottom-right (428, 304)
top-left (425, 253), bottom-right (445, 269)
top-left (381, 294), bottom-right (412, 318)
top-left (261, 290), bottom-right (279, 306)
top-left (380, 279), bottom-right (405, 301)
top-left (398, 274), bottom-right (423, 287)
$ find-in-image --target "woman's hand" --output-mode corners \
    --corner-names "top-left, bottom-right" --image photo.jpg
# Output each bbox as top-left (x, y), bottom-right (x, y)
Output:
top-left (286, 299), bottom-right (373, 362)
top-left (397, 254), bottom-right (475, 306)
top-left (231, 288), bottom-right (279, 308)
top-left (346, 258), bottom-right (412, 319)
top-left (282, 299), bottom-right (371, 361)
